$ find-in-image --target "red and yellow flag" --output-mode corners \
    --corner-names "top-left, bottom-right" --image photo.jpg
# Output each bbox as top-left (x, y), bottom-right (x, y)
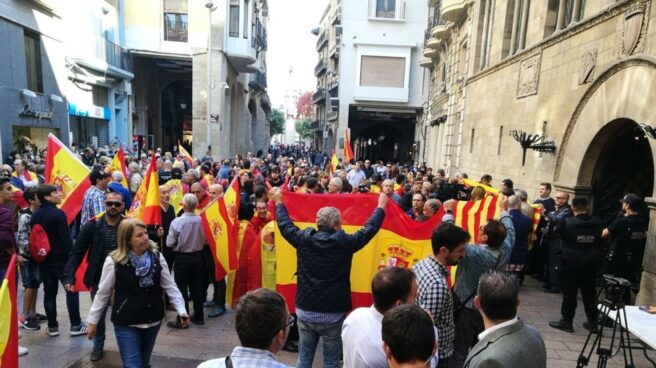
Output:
top-left (178, 141), bottom-right (194, 164)
top-left (223, 177), bottom-right (241, 224)
top-left (247, 221), bottom-right (277, 291)
top-left (165, 178), bottom-right (185, 215)
top-left (344, 128), bottom-right (354, 162)
top-left (0, 255), bottom-right (18, 368)
top-left (226, 221), bottom-right (258, 308)
top-left (200, 196), bottom-right (239, 280)
top-left (462, 178), bottom-right (499, 196)
top-left (330, 150), bottom-right (339, 175)
top-left (108, 147), bottom-right (129, 188)
top-left (45, 134), bottom-right (92, 224)
top-left (128, 156), bottom-right (161, 225)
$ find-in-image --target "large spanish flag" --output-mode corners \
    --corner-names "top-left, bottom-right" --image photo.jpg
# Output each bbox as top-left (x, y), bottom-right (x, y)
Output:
top-left (108, 147), bottom-right (129, 188)
top-left (45, 134), bottom-right (92, 224)
top-left (0, 255), bottom-right (18, 368)
top-left (128, 156), bottom-right (161, 225)
top-left (200, 196), bottom-right (239, 280)
top-left (344, 128), bottom-right (354, 162)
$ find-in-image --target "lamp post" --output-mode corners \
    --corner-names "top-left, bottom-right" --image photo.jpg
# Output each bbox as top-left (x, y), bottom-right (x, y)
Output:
top-left (636, 123), bottom-right (656, 140)
top-left (205, 1), bottom-right (217, 154)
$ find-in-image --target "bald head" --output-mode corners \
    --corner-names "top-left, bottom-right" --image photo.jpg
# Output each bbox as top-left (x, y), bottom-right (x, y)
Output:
top-left (209, 184), bottom-right (223, 200)
top-left (191, 182), bottom-right (206, 202)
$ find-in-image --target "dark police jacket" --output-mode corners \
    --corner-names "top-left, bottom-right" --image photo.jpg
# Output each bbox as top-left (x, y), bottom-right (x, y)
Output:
top-left (276, 203), bottom-right (385, 313)
top-left (556, 213), bottom-right (603, 264)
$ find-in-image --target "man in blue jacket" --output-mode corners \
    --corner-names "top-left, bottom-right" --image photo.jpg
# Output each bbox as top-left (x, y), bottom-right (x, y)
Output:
top-left (506, 195), bottom-right (532, 285)
top-left (273, 188), bottom-right (389, 368)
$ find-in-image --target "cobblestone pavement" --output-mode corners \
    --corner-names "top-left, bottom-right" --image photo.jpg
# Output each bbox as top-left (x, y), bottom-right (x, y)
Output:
top-left (16, 277), bottom-right (655, 367)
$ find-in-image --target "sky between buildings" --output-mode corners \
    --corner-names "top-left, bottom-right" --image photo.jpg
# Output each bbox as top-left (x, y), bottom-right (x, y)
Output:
top-left (267, 0), bottom-right (328, 109)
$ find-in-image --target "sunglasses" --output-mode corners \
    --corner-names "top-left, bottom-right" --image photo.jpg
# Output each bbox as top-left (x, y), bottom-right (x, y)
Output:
top-left (105, 201), bottom-right (123, 208)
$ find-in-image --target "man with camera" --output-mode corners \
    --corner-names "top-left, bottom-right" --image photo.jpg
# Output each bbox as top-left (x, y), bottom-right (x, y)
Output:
top-left (549, 197), bottom-right (603, 333)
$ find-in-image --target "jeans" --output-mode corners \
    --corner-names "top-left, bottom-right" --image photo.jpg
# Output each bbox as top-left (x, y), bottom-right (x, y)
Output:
top-left (90, 289), bottom-right (109, 350)
top-left (297, 318), bottom-right (344, 368)
top-left (561, 260), bottom-right (597, 323)
top-left (114, 323), bottom-right (161, 368)
top-left (449, 307), bottom-right (484, 368)
top-left (173, 252), bottom-right (207, 320)
top-left (40, 262), bottom-right (81, 328)
top-left (19, 259), bottom-right (41, 288)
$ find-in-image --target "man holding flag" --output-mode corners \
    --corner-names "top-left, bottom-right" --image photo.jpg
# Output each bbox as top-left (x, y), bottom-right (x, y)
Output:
top-left (273, 188), bottom-right (389, 368)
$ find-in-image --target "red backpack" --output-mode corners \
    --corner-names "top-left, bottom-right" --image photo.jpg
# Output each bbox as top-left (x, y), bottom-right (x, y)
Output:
top-left (28, 224), bottom-right (51, 263)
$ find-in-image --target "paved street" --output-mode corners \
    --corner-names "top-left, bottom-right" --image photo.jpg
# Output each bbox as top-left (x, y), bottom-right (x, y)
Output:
top-left (16, 277), bottom-right (655, 368)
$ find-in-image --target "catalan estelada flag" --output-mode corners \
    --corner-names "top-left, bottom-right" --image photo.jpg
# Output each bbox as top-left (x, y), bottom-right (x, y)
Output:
top-left (344, 128), bottom-right (354, 162)
top-left (108, 147), bottom-right (129, 188)
top-left (200, 196), bottom-right (239, 280)
top-left (128, 155), bottom-right (161, 225)
top-left (0, 254), bottom-right (18, 368)
top-left (273, 193), bottom-right (444, 312)
top-left (178, 141), bottom-right (194, 164)
top-left (330, 151), bottom-right (339, 175)
top-left (45, 134), bottom-right (92, 224)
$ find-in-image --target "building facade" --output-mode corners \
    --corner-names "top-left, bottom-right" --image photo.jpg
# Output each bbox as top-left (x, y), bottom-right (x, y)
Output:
top-left (124, 0), bottom-right (270, 159)
top-left (313, 0), bottom-right (429, 162)
top-left (421, 0), bottom-right (656, 302)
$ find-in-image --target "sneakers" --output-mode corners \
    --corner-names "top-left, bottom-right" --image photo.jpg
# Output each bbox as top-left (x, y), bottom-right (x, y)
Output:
top-left (203, 300), bottom-right (217, 308)
top-left (46, 326), bottom-right (60, 337)
top-left (208, 306), bottom-right (226, 318)
top-left (19, 319), bottom-right (41, 331)
top-left (90, 347), bottom-right (104, 361)
top-left (549, 319), bottom-right (574, 333)
top-left (35, 313), bottom-right (47, 322)
top-left (69, 324), bottom-right (88, 337)
top-left (18, 346), bottom-right (28, 356)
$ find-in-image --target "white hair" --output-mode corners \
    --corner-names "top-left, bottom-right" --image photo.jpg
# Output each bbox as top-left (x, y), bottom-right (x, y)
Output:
top-left (112, 171), bottom-right (124, 182)
top-left (317, 207), bottom-right (341, 230)
top-left (507, 195), bottom-right (521, 209)
top-left (182, 193), bottom-right (198, 212)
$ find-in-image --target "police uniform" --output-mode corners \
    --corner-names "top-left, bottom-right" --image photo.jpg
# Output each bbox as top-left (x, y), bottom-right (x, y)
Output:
top-left (607, 214), bottom-right (648, 283)
top-left (555, 211), bottom-right (603, 325)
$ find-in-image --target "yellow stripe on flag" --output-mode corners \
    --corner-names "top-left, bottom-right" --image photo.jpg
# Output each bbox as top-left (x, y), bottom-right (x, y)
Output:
top-left (0, 279), bottom-right (10, 361)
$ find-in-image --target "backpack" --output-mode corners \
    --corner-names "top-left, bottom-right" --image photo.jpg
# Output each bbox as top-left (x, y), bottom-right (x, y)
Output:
top-left (28, 224), bottom-right (51, 263)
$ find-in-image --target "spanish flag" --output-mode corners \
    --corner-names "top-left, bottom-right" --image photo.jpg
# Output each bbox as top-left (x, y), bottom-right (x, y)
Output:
top-left (200, 196), bottom-right (239, 280)
top-left (344, 128), bottom-right (354, 163)
top-left (128, 156), bottom-right (161, 225)
top-left (178, 141), bottom-right (194, 164)
top-left (108, 147), bottom-right (129, 188)
top-left (165, 178), bottom-right (185, 215)
top-left (247, 221), bottom-right (277, 291)
top-left (223, 177), bottom-right (241, 224)
top-left (330, 151), bottom-right (339, 175)
top-left (45, 133), bottom-right (92, 224)
top-left (0, 255), bottom-right (18, 368)
top-left (226, 221), bottom-right (258, 308)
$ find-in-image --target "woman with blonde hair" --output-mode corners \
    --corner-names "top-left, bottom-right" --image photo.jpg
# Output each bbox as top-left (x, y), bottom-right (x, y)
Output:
top-left (86, 219), bottom-right (187, 368)
top-left (470, 186), bottom-right (487, 202)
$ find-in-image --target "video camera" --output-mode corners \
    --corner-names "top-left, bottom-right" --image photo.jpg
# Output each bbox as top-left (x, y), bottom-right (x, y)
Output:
top-left (601, 274), bottom-right (631, 304)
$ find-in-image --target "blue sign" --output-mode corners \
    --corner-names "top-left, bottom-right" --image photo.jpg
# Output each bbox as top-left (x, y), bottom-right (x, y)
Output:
top-left (68, 102), bottom-right (111, 120)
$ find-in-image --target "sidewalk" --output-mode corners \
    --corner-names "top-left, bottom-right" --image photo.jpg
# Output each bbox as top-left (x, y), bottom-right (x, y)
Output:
top-left (17, 277), bottom-right (654, 367)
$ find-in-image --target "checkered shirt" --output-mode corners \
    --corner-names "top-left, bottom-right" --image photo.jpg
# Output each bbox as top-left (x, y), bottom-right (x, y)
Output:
top-left (81, 186), bottom-right (106, 224)
top-left (197, 347), bottom-right (292, 368)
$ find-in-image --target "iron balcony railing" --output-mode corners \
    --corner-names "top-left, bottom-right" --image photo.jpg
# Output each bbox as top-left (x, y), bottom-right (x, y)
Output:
top-left (314, 60), bottom-right (327, 77)
top-left (313, 88), bottom-right (326, 104)
top-left (248, 71), bottom-right (267, 90)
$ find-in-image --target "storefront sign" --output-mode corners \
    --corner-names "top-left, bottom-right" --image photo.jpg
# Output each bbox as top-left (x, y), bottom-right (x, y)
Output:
top-left (18, 104), bottom-right (54, 121)
top-left (68, 102), bottom-right (111, 120)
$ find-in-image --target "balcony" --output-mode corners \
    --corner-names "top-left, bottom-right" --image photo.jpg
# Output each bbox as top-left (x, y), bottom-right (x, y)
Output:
top-left (70, 35), bottom-right (133, 77)
top-left (248, 71), bottom-right (267, 91)
top-left (310, 120), bottom-right (321, 132)
top-left (226, 36), bottom-right (257, 73)
top-left (441, 0), bottom-right (467, 23)
top-left (329, 42), bottom-right (340, 59)
top-left (423, 46), bottom-right (438, 58)
top-left (328, 73), bottom-right (339, 90)
top-left (316, 30), bottom-right (328, 51)
top-left (331, 4), bottom-right (342, 25)
top-left (314, 60), bottom-right (327, 77)
top-left (419, 57), bottom-right (434, 68)
top-left (313, 88), bottom-right (326, 104)
top-left (432, 23), bottom-right (450, 39)
top-left (251, 19), bottom-right (268, 51)
top-left (104, 39), bottom-right (132, 72)
top-left (327, 109), bottom-right (339, 121)
top-left (368, 0), bottom-right (406, 21)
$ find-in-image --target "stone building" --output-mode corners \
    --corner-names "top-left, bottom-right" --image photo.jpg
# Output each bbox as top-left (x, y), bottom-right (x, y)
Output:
top-left (421, 0), bottom-right (656, 303)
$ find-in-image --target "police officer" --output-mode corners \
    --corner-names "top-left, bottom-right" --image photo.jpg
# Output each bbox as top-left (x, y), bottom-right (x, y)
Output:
top-left (602, 194), bottom-right (648, 291)
top-left (549, 197), bottom-right (602, 333)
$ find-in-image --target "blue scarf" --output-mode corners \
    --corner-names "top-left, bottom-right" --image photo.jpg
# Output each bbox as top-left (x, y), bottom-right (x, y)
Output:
top-left (128, 251), bottom-right (155, 288)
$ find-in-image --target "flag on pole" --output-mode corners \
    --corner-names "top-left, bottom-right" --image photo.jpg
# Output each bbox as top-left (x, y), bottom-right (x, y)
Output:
top-left (344, 128), bottom-right (354, 163)
top-left (45, 134), bottom-right (92, 224)
top-left (330, 150), bottom-right (339, 175)
top-left (128, 156), bottom-right (161, 225)
top-left (0, 254), bottom-right (18, 368)
top-left (200, 196), bottom-right (239, 280)
top-left (178, 141), bottom-right (194, 164)
top-left (108, 147), bottom-right (129, 188)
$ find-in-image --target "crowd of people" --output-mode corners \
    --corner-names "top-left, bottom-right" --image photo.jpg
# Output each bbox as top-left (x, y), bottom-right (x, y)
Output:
top-left (0, 141), bottom-right (649, 367)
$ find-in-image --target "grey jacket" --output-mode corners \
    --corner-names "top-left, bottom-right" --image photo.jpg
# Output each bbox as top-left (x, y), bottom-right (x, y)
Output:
top-left (464, 320), bottom-right (547, 368)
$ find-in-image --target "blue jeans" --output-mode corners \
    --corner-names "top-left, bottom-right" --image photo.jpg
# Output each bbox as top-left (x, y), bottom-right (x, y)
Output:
top-left (114, 323), bottom-right (161, 368)
top-left (297, 318), bottom-right (344, 368)
top-left (90, 290), bottom-right (109, 350)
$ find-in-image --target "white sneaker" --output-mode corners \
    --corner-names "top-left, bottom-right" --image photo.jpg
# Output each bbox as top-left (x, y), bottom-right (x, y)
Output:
top-left (18, 346), bottom-right (28, 356)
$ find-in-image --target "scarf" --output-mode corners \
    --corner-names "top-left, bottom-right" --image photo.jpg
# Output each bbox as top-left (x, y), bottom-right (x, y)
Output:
top-left (128, 251), bottom-right (156, 288)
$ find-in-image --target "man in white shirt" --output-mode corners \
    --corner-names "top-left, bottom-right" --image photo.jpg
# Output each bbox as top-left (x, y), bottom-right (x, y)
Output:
top-left (341, 267), bottom-right (420, 368)
top-left (346, 162), bottom-right (367, 187)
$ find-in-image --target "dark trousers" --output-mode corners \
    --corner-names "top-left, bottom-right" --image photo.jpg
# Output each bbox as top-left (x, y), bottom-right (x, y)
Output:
top-left (546, 238), bottom-right (563, 289)
top-left (90, 289), bottom-right (109, 350)
top-left (561, 260), bottom-right (597, 323)
top-left (173, 252), bottom-right (207, 320)
top-left (40, 262), bottom-right (81, 328)
top-left (449, 307), bottom-right (484, 368)
top-left (203, 246), bottom-right (226, 305)
top-left (529, 234), bottom-right (547, 277)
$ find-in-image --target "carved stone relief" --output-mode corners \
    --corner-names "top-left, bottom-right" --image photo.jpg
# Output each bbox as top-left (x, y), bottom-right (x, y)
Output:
top-left (579, 50), bottom-right (597, 85)
top-left (517, 53), bottom-right (541, 98)
top-left (621, 2), bottom-right (648, 56)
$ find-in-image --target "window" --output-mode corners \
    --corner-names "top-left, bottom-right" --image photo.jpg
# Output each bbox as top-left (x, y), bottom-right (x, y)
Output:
top-left (555, 0), bottom-right (584, 31)
top-left (243, 0), bottom-right (249, 38)
top-left (376, 0), bottom-right (396, 18)
top-left (24, 31), bottom-right (43, 93)
top-left (476, 0), bottom-right (495, 70)
top-left (470, 129), bottom-right (475, 153)
top-left (359, 56), bottom-right (405, 88)
top-left (163, 0), bottom-right (188, 42)
top-left (229, 0), bottom-right (240, 37)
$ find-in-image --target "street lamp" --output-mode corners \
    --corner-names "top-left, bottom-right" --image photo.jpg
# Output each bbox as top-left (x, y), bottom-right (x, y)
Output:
top-left (636, 123), bottom-right (656, 140)
top-left (205, 1), bottom-right (217, 153)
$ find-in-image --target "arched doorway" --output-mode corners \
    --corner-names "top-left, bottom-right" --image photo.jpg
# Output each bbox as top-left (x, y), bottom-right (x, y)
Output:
top-left (581, 119), bottom-right (654, 225)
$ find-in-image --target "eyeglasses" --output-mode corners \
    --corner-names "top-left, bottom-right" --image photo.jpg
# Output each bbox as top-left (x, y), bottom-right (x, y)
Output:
top-left (105, 201), bottom-right (123, 208)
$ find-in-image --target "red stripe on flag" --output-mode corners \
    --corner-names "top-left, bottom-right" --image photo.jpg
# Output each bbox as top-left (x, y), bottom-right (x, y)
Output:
top-left (73, 250), bottom-right (90, 292)
top-left (1, 255), bottom-right (18, 368)
top-left (60, 177), bottom-right (91, 225)
top-left (458, 200), bottom-right (475, 235)
top-left (201, 214), bottom-right (229, 280)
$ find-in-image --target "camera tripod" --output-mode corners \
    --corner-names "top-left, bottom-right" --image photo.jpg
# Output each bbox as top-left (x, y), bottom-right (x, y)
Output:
top-left (577, 275), bottom-right (635, 368)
